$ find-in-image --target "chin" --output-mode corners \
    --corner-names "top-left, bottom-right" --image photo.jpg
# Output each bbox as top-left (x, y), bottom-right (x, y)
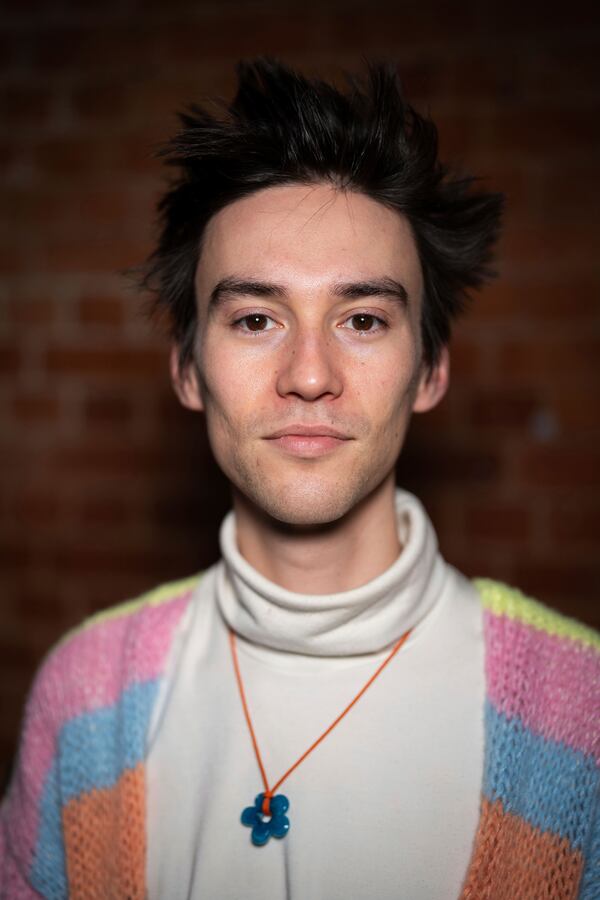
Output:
top-left (238, 475), bottom-right (375, 529)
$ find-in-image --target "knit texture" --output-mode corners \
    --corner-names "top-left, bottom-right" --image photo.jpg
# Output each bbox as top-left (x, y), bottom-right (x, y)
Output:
top-left (1, 577), bottom-right (598, 899)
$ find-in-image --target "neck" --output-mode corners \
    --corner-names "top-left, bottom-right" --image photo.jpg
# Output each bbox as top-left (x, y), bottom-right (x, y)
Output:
top-left (232, 476), bottom-right (402, 594)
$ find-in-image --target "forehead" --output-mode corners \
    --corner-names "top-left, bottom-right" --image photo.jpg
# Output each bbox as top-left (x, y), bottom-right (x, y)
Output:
top-left (195, 183), bottom-right (423, 301)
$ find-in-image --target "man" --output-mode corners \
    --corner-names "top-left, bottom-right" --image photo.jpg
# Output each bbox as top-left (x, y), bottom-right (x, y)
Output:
top-left (1, 59), bottom-right (598, 899)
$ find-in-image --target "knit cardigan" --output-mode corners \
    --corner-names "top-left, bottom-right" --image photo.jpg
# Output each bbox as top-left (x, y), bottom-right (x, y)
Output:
top-left (1, 577), bottom-right (598, 900)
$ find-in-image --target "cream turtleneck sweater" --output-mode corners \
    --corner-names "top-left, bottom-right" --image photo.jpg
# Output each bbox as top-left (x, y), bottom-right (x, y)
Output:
top-left (146, 490), bottom-right (485, 899)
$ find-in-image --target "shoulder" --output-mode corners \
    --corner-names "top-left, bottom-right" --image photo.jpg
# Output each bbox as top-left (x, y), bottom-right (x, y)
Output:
top-left (28, 572), bottom-right (202, 734)
top-left (473, 577), bottom-right (600, 653)
top-left (0, 574), bottom-right (202, 895)
top-left (472, 577), bottom-right (600, 763)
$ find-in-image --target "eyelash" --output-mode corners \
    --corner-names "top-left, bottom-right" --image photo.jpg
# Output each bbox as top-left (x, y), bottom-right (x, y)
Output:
top-left (231, 312), bottom-right (389, 335)
top-left (340, 313), bottom-right (389, 334)
top-left (232, 313), bottom-right (279, 334)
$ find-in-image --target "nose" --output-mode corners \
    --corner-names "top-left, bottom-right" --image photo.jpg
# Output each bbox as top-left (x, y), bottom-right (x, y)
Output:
top-left (275, 329), bottom-right (343, 402)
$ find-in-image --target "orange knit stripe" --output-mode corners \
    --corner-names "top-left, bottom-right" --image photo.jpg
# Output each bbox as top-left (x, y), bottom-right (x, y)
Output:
top-left (62, 763), bottom-right (146, 899)
top-left (460, 796), bottom-right (583, 899)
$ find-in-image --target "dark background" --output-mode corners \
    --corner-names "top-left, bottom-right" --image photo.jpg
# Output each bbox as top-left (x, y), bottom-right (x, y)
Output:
top-left (1, 0), bottom-right (599, 789)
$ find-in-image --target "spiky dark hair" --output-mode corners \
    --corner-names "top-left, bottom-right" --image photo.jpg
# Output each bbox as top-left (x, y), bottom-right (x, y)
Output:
top-left (142, 57), bottom-right (503, 369)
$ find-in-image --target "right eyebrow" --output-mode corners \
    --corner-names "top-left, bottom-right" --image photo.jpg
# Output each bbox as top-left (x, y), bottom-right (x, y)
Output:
top-left (208, 278), bottom-right (288, 312)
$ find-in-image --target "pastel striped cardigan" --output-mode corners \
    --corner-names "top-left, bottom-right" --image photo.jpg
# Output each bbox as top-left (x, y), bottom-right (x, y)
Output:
top-left (1, 577), bottom-right (598, 899)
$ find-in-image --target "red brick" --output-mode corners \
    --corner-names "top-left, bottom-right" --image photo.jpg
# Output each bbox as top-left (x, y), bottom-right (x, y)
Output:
top-left (4, 187), bottom-right (62, 227)
top-left (410, 395), bottom-right (454, 432)
top-left (77, 295), bottom-right (124, 326)
top-left (500, 220), bottom-right (596, 267)
top-left (8, 296), bottom-right (55, 326)
top-left (50, 542), bottom-right (191, 577)
top-left (0, 539), bottom-right (30, 569)
top-left (399, 440), bottom-right (502, 485)
top-left (549, 389), bottom-right (600, 431)
top-left (528, 41), bottom-right (600, 98)
top-left (0, 244), bottom-right (27, 275)
top-left (45, 344), bottom-right (165, 378)
top-left (445, 51), bottom-right (527, 104)
top-left (485, 108), bottom-right (600, 159)
top-left (12, 490), bottom-right (59, 527)
top-left (0, 634), bottom-right (41, 671)
top-left (513, 560), bottom-right (600, 620)
top-left (111, 132), bottom-right (167, 177)
top-left (435, 112), bottom-right (482, 163)
top-left (0, 85), bottom-right (52, 124)
top-left (5, 186), bottom-right (140, 230)
top-left (37, 234), bottom-right (150, 273)
top-left (537, 165), bottom-right (600, 222)
top-left (396, 61), bottom-right (438, 105)
top-left (481, 0), bottom-right (596, 35)
top-left (149, 14), bottom-right (317, 62)
top-left (72, 82), bottom-right (132, 120)
top-left (448, 338), bottom-right (482, 379)
top-left (521, 445), bottom-right (600, 487)
top-left (12, 390), bottom-right (59, 422)
top-left (468, 388), bottom-right (540, 428)
top-left (0, 141), bottom-right (20, 174)
top-left (49, 444), bottom-right (179, 476)
top-left (32, 26), bottom-right (116, 71)
top-left (473, 278), bottom-right (600, 322)
top-left (79, 495), bottom-right (130, 526)
top-left (328, 4), bottom-right (480, 50)
top-left (465, 502), bottom-right (532, 542)
top-left (15, 586), bottom-right (66, 628)
top-left (497, 336), bottom-right (600, 382)
top-left (84, 390), bottom-right (133, 425)
top-left (0, 345), bottom-right (21, 375)
top-left (442, 549), bottom-right (515, 585)
top-left (0, 33), bottom-right (20, 71)
top-left (34, 136), bottom-right (113, 178)
top-left (550, 502), bottom-right (600, 546)
top-left (78, 189), bottom-right (140, 224)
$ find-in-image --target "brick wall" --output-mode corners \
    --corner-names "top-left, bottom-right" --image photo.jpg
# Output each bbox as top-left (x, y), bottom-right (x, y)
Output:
top-left (1, 0), bottom-right (599, 787)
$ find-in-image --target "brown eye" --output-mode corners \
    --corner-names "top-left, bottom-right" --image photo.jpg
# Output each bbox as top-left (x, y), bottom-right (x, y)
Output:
top-left (242, 314), bottom-right (271, 332)
top-left (350, 314), bottom-right (376, 331)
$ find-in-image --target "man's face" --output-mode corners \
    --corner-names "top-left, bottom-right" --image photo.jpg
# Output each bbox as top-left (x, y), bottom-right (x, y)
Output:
top-left (174, 183), bottom-right (448, 527)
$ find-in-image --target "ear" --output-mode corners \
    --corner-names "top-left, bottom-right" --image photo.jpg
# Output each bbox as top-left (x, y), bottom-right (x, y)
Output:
top-left (412, 345), bottom-right (450, 414)
top-left (169, 345), bottom-right (204, 412)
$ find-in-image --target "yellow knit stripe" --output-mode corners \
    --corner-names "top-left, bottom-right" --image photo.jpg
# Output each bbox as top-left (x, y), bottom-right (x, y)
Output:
top-left (57, 573), bottom-right (202, 647)
top-left (474, 578), bottom-right (600, 651)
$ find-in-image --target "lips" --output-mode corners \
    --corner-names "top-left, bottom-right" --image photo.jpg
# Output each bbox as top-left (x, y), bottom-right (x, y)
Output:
top-left (266, 424), bottom-right (351, 440)
top-left (264, 425), bottom-right (351, 458)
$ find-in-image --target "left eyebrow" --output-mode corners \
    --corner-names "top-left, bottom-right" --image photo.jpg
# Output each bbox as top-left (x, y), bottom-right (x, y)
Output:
top-left (331, 278), bottom-right (408, 305)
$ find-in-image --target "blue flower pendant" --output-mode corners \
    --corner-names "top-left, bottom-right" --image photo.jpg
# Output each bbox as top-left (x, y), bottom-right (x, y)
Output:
top-left (241, 792), bottom-right (290, 846)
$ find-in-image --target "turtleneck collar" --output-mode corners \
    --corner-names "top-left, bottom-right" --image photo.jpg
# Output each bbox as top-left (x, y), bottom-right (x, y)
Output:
top-left (216, 489), bottom-right (448, 657)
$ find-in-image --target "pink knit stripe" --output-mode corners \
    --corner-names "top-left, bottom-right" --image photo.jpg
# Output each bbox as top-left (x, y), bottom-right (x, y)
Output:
top-left (0, 848), bottom-right (41, 899)
top-left (485, 610), bottom-right (600, 762)
top-left (10, 589), bottom-right (192, 874)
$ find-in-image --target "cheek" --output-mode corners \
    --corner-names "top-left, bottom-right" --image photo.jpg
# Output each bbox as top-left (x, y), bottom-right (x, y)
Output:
top-left (199, 342), bottom-right (272, 436)
top-left (354, 347), bottom-right (420, 413)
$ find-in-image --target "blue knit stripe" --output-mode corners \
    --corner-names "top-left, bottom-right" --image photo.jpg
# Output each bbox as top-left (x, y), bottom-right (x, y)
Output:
top-left (57, 678), bottom-right (159, 802)
top-left (484, 700), bottom-right (599, 851)
top-left (578, 787), bottom-right (600, 899)
top-left (30, 678), bottom-right (160, 898)
top-left (30, 759), bottom-right (66, 900)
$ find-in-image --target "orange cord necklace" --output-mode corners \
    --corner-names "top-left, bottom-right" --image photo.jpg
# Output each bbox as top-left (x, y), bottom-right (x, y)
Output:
top-left (230, 626), bottom-right (412, 846)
